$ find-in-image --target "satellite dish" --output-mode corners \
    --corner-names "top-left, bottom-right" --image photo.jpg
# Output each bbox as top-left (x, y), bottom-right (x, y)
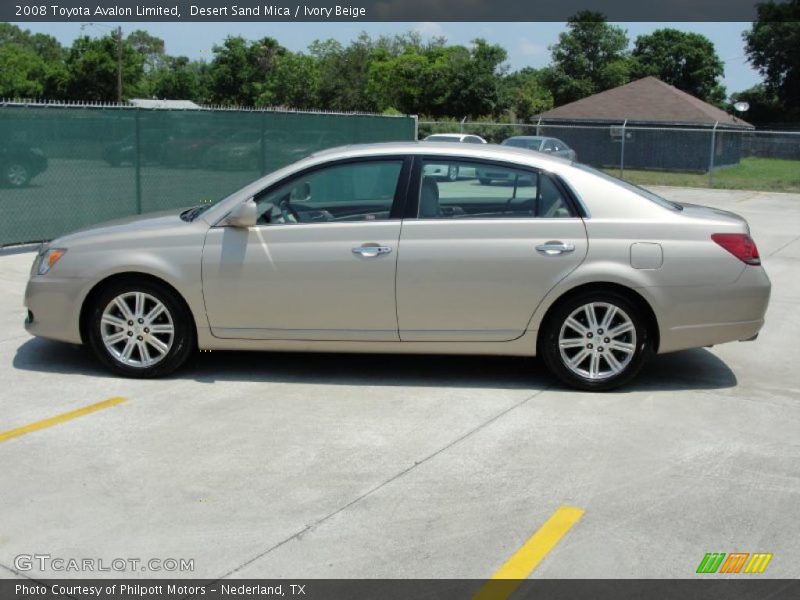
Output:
top-left (733, 101), bottom-right (750, 112)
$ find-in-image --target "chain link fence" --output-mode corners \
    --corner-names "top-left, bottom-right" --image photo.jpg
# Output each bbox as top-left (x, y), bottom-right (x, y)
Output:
top-left (0, 102), bottom-right (416, 246)
top-left (419, 120), bottom-right (800, 193)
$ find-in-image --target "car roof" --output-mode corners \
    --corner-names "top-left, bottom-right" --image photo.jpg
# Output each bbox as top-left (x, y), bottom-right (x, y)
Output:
top-left (309, 141), bottom-right (571, 167)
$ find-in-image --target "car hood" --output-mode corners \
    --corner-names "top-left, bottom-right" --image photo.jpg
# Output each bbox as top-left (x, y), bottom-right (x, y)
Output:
top-left (50, 209), bottom-right (195, 247)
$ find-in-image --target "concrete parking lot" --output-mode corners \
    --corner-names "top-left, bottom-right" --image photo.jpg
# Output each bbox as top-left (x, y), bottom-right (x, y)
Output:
top-left (0, 186), bottom-right (798, 581)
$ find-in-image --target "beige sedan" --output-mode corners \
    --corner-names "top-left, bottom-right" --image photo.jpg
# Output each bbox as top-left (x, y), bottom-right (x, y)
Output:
top-left (24, 142), bottom-right (771, 390)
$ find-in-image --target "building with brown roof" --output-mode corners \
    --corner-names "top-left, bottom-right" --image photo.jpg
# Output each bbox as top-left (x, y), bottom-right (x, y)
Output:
top-left (536, 77), bottom-right (753, 172)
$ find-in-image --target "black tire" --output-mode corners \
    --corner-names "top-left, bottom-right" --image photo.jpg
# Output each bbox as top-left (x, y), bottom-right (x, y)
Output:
top-left (4, 162), bottom-right (31, 187)
top-left (538, 290), bottom-right (653, 391)
top-left (478, 178), bottom-right (491, 185)
top-left (86, 278), bottom-right (195, 378)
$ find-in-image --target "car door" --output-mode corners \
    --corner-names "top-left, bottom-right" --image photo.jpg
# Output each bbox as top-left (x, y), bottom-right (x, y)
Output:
top-left (202, 157), bottom-right (410, 341)
top-left (396, 157), bottom-right (588, 342)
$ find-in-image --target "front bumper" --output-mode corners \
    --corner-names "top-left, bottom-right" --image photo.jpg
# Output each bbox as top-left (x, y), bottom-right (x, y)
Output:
top-left (24, 275), bottom-right (86, 344)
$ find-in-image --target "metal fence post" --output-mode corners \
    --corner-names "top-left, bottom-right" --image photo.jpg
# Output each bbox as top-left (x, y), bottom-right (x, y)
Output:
top-left (708, 121), bottom-right (719, 187)
top-left (259, 111), bottom-right (267, 176)
top-left (134, 108), bottom-right (142, 214)
top-left (620, 119), bottom-right (627, 179)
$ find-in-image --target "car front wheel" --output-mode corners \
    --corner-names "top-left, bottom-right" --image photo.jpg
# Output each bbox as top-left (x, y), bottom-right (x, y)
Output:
top-left (86, 279), bottom-right (195, 378)
top-left (4, 162), bottom-right (30, 187)
top-left (539, 291), bottom-right (652, 391)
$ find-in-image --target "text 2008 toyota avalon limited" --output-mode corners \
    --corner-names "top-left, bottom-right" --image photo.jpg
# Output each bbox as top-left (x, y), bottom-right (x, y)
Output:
top-left (24, 142), bottom-right (770, 390)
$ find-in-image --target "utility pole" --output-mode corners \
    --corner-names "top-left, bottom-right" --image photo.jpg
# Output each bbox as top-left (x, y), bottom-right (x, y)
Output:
top-left (116, 26), bottom-right (123, 103)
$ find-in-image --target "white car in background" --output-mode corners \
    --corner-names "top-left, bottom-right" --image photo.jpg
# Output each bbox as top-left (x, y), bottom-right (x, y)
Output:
top-left (422, 133), bottom-right (487, 180)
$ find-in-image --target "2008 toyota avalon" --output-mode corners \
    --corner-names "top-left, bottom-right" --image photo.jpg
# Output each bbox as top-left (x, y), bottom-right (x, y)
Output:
top-left (24, 142), bottom-right (771, 390)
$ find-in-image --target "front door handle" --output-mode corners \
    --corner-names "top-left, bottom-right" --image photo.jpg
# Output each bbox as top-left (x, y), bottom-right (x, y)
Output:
top-left (536, 241), bottom-right (575, 256)
top-left (352, 245), bottom-right (393, 258)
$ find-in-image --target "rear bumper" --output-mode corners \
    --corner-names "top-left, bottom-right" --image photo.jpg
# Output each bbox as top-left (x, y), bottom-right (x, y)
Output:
top-left (655, 265), bottom-right (771, 353)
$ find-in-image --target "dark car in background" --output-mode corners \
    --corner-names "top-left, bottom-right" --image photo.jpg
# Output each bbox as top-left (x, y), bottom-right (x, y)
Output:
top-left (0, 143), bottom-right (48, 187)
top-left (503, 136), bottom-right (577, 160)
top-left (477, 136), bottom-right (577, 184)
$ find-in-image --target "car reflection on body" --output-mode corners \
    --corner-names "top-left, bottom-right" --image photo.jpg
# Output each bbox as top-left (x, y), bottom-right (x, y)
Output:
top-left (24, 142), bottom-right (770, 390)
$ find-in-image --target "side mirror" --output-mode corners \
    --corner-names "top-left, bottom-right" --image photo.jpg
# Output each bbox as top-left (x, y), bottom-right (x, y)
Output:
top-left (226, 199), bottom-right (257, 227)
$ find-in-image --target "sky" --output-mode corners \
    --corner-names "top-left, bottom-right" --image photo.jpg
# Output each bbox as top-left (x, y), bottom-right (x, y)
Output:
top-left (17, 21), bottom-right (761, 95)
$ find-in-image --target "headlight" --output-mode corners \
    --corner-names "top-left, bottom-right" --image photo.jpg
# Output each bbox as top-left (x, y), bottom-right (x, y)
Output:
top-left (37, 248), bottom-right (67, 275)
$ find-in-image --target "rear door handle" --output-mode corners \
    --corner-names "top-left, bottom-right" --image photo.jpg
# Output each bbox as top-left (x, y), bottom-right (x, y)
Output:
top-left (536, 241), bottom-right (575, 256)
top-left (352, 245), bottom-right (393, 258)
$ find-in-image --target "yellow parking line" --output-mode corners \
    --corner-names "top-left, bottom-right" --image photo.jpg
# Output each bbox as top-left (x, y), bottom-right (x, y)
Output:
top-left (473, 506), bottom-right (585, 600)
top-left (0, 397), bottom-right (128, 444)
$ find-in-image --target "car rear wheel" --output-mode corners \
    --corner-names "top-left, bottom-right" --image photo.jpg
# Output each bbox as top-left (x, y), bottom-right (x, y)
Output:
top-left (4, 162), bottom-right (30, 187)
top-left (86, 279), bottom-right (195, 378)
top-left (539, 291), bottom-right (652, 391)
top-left (478, 178), bottom-right (491, 185)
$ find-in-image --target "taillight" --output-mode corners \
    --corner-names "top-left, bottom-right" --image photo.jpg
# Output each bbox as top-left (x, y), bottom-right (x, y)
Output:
top-left (711, 233), bottom-right (761, 265)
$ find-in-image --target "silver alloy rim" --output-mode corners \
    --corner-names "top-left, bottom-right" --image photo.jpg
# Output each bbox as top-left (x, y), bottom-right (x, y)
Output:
top-left (101, 292), bottom-right (174, 368)
top-left (558, 302), bottom-right (636, 381)
top-left (7, 164), bottom-right (28, 187)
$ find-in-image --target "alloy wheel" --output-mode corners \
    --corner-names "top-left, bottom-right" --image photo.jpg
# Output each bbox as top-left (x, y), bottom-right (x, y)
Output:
top-left (558, 302), bottom-right (636, 380)
top-left (100, 291), bottom-right (175, 368)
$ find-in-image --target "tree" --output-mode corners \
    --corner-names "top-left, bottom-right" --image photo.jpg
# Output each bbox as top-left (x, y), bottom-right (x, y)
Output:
top-left (0, 23), bottom-right (67, 98)
top-left (499, 69), bottom-right (554, 122)
top-left (148, 56), bottom-right (207, 101)
top-left (632, 29), bottom-right (725, 105)
top-left (256, 52), bottom-right (320, 108)
top-left (444, 39), bottom-right (508, 117)
top-left (207, 36), bottom-right (285, 105)
top-left (730, 84), bottom-right (791, 124)
top-left (543, 11), bottom-right (631, 105)
top-left (744, 0), bottom-right (800, 120)
top-left (64, 35), bottom-right (145, 101)
top-left (127, 30), bottom-right (166, 73)
top-left (311, 34), bottom-right (378, 112)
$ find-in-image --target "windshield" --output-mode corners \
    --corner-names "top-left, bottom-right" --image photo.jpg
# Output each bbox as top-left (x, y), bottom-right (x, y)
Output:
top-left (574, 163), bottom-right (682, 211)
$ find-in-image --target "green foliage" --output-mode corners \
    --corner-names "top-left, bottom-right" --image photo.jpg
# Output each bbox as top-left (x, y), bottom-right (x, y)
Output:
top-left (543, 11), bottom-right (631, 105)
top-left (2, 17), bottom-right (794, 125)
top-left (147, 56), bottom-right (207, 102)
top-left (499, 68), bottom-right (554, 122)
top-left (364, 36), bottom-right (507, 118)
top-left (65, 35), bottom-right (145, 101)
top-left (0, 24), bottom-right (66, 98)
top-left (729, 84), bottom-right (791, 124)
top-left (207, 36), bottom-right (285, 106)
top-left (632, 29), bottom-right (726, 105)
top-left (126, 30), bottom-right (166, 73)
top-left (744, 1), bottom-right (800, 121)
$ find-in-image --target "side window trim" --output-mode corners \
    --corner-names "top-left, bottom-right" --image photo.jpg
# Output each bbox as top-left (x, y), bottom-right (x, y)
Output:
top-left (245, 155), bottom-right (413, 226)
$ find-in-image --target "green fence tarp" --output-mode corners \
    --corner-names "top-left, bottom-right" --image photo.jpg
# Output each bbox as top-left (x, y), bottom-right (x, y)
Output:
top-left (0, 106), bottom-right (416, 246)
